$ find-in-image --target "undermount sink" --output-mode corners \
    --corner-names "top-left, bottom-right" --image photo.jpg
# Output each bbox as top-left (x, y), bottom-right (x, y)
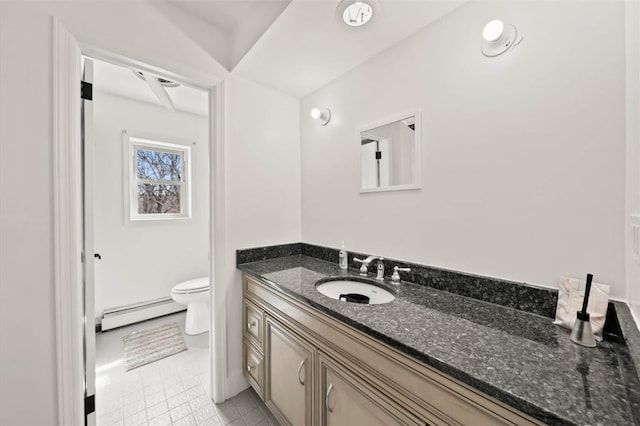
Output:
top-left (315, 278), bottom-right (395, 305)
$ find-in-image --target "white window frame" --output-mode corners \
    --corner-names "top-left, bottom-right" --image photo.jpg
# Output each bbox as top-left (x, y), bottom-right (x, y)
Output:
top-left (124, 132), bottom-right (192, 221)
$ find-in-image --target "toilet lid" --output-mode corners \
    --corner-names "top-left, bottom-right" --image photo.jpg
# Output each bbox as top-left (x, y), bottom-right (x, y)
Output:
top-left (173, 277), bottom-right (209, 294)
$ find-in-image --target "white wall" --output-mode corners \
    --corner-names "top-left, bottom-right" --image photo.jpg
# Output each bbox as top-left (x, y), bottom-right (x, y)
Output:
top-left (0, 2), bottom-right (300, 423)
top-left (223, 74), bottom-right (301, 392)
top-left (626, 0), bottom-right (640, 318)
top-left (301, 1), bottom-right (628, 299)
top-left (93, 91), bottom-right (209, 319)
top-left (0, 4), bottom-right (59, 425)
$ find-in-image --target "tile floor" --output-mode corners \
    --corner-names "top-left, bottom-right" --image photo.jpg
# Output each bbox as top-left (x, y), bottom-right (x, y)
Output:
top-left (95, 312), bottom-right (278, 426)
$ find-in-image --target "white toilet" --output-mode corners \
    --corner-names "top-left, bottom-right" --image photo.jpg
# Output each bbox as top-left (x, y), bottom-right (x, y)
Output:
top-left (171, 277), bottom-right (210, 335)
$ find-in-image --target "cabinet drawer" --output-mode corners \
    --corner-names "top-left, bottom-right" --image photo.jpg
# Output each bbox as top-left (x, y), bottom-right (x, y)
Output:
top-left (243, 300), bottom-right (263, 347)
top-left (244, 342), bottom-right (264, 397)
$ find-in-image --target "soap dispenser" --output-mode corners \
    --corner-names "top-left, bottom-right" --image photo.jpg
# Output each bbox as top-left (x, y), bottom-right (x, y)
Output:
top-left (339, 241), bottom-right (348, 269)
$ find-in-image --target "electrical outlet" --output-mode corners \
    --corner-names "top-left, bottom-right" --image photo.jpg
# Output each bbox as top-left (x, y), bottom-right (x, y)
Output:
top-left (633, 214), bottom-right (640, 265)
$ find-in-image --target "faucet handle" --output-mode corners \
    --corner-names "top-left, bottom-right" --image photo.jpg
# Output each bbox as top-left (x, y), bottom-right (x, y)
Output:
top-left (391, 266), bottom-right (411, 283)
top-left (353, 258), bottom-right (368, 276)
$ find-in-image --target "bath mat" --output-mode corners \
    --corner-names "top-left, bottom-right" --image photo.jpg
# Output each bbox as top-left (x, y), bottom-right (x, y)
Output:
top-left (123, 322), bottom-right (187, 371)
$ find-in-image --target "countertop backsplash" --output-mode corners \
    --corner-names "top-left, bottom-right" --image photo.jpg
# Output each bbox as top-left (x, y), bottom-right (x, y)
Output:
top-left (236, 242), bottom-right (625, 341)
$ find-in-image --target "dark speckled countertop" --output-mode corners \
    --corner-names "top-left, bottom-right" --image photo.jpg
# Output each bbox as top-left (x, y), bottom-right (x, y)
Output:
top-left (238, 255), bottom-right (640, 426)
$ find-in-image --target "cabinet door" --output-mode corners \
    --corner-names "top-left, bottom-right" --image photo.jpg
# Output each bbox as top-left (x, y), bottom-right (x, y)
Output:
top-left (319, 354), bottom-right (423, 426)
top-left (265, 316), bottom-right (314, 426)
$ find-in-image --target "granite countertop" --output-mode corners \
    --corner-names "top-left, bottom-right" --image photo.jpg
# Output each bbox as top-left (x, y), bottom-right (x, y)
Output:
top-left (238, 255), bottom-right (640, 426)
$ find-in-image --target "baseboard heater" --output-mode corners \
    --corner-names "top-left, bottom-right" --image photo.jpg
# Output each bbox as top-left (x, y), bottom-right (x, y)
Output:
top-left (101, 297), bottom-right (185, 331)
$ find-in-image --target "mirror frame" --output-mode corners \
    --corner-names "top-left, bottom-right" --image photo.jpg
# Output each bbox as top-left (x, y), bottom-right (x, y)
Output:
top-left (359, 110), bottom-right (422, 193)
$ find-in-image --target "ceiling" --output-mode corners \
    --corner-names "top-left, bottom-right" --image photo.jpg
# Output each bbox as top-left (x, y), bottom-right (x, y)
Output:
top-left (166, 0), bottom-right (292, 69)
top-left (92, 58), bottom-right (209, 116)
top-left (231, 0), bottom-right (465, 98)
top-left (92, 1), bottom-right (466, 103)
top-left (168, 0), bottom-right (269, 32)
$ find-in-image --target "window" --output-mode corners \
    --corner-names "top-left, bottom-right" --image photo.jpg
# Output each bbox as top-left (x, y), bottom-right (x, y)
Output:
top-left (126, 134), bottom-right (191, 221)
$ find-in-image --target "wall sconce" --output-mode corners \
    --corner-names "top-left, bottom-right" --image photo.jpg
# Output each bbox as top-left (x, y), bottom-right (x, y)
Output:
top-left (481, 19), bottom-right (522, 57)
top-left (310, 108), bottom-right (331, 126)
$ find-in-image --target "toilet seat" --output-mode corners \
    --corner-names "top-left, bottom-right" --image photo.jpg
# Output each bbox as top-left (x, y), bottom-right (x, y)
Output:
top-left (172, 277), bottom-right (209, 294)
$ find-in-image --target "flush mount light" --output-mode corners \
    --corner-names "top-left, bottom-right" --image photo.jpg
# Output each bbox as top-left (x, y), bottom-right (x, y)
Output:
top-left (481, 19), bottom-right (523, 57)
top-left (337, 0), bottom-right (374, 27)
top-left (310, 108), bottom-right (331, 126)
top-left (482, 20), bottom-right (504, 42)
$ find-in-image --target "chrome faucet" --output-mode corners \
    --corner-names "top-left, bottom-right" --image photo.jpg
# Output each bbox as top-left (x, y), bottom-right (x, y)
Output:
top-left (391, 266), bottom-right (411, 284)
top-left (353, 255), bottom-right (384, 278)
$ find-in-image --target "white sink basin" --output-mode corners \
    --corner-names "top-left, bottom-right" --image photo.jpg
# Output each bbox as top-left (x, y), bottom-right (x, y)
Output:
top-left (315, 279), bottom-right (395, 304)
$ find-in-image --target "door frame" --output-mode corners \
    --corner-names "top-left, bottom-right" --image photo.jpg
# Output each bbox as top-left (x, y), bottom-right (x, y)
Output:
top-left (52, 19), bottom-right (227, 425)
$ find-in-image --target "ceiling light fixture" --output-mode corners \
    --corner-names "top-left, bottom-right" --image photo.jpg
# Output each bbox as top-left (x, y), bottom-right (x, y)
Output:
top-left (336, 0), bottom-right (374, 27)
top-left (481, 19), bottom-right (523, 57)
top-left (310, 108), bottom-right (331, 126)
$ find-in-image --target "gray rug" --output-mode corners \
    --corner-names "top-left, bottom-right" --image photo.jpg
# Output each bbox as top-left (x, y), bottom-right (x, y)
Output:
top-left (123, 322), bottom-right (187, 371)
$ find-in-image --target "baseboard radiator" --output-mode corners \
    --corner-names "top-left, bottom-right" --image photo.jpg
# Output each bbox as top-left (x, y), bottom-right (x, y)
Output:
top-left (101, 297), bottom-right (185, 331)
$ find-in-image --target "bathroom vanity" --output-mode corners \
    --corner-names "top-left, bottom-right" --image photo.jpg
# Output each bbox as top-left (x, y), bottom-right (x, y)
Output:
top-left (242, 272), bottom-right (539, 425)
top-left (237, 246), bottom-right (640, 425)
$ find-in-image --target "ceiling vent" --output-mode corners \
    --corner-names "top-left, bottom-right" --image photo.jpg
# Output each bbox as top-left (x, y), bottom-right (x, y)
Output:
top-left (134, 71), bottom-right (180, 88)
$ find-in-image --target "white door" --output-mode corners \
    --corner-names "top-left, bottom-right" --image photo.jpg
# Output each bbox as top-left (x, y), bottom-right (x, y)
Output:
top-left (82, 57), bottom-right (96, 426)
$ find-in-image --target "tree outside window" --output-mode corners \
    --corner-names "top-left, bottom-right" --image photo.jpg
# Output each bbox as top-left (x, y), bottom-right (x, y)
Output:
top-left (127, 135), bottom-right (191, 221)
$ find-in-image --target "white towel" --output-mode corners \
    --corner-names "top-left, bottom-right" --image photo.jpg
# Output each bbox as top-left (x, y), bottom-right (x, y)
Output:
top-left (553, 276), bottom-right (610, 342)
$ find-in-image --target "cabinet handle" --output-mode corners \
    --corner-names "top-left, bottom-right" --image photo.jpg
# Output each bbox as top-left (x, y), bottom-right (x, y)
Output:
top-left (326, 383), bottom-right (334, 413)
top-left (297, 360), bottom-right (305, 386)
top-left (247, 364), bottom-right (254, 372)
top-left (247, 320), bottom-right (257, 329)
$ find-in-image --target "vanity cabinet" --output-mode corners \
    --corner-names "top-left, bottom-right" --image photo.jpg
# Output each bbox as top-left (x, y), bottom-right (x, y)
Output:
top-left (318, 353), bottom-right (422, 426)
top-left (265, 317), bottom-right (314, 425)
top-left (242, 273), bottom-right (542, 426)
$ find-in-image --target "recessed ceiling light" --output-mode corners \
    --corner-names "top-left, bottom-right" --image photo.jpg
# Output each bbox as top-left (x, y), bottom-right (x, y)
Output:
top-left (337, 0), bottom-right (374, 27)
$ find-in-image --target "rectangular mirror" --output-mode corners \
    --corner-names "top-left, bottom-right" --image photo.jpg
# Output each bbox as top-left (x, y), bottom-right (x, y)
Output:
top-left (360, 111), bottom-right (421, 193)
